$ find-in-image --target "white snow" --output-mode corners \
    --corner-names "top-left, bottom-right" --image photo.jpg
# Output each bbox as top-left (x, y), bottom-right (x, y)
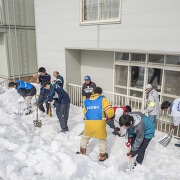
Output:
top-left (0, 89), bottom-right (180, 180)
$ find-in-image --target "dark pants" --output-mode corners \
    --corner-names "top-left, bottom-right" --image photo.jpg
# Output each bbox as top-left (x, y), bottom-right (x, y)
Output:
top-left (38, 88), bottom-right (50, 113)
top-left (106, 120), bottom-right (119, 135)
top-left (150, 68), bottom-right (161, 84)
top-left (133, 138), bottom-right (151, 164)
top-left (56, 103), bottom-right (70, 131)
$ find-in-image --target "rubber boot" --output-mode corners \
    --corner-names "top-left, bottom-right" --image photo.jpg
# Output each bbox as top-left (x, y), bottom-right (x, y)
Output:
top-left (99, 153), bottom-right (108, 161)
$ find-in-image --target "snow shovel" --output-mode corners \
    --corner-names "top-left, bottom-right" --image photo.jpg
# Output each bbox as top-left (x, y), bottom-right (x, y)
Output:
top-left (33, 99), bottom-right (42, 128)
top-left (158, 129), bottom-right (173, 147)
top-left (78, 130), bottom-right (84, 136)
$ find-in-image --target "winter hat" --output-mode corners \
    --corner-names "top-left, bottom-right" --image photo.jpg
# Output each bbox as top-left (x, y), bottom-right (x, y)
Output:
top-left (145, 84), bottom-right (152, 90)
top-left (84, 75), bottom-right (91, 81)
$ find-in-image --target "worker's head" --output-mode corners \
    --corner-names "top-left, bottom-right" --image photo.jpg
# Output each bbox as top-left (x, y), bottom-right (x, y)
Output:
top-left (84, 75), bottom-right (91, 84)
top-left (93, 87), bottom-right (103, 95)
top-left (119, 115), bottom-right (134, 129)
top-left (43, 81), bottom-right (51, 90)
top-left (161, 101), bottom-right (171, 112)
top-left (38, 67), bottom-right (46, 75)
top-left (145, 84), bottom-right (152, 93)
top-left (53, 71), bottom-right (59, 78)
top-left (125, 105), bottom-right (132, 113)
top-left (8, 82), bottom-right (17, 89)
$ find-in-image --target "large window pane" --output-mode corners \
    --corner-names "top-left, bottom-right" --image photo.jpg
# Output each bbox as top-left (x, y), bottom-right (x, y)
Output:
top-left (164, 70), bottom-right (180, 96)
top-left (148, 68), bottom-right (162, 92)
top-left (130, 90), bottom-right (143, 98)
top-left (84, 0), bottom-right (98, 21)
top-left (115, 87), bottom-right (127, 95)
top-left (166, 55), bottom-right (180, 66)
top-left (131, 53), bottom-right (146, 63)
top-left (149, 54), bottom-right (164, 64)
top-left (115, 65), bottom-right (128, 86)
top-left (131, 66), bottom-right (144, 89)
top-left (115, 52), bottom-right (129, 61)
top-left (101, 0), bottom-right (119, 20)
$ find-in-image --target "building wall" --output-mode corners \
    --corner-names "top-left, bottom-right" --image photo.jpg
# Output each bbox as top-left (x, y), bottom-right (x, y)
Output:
top-left (34, 0), bottom-right (180, 87)
top-left (81, 50), bottom-right (114, 91)
top-left (0, 33), bottom-right (8, 77)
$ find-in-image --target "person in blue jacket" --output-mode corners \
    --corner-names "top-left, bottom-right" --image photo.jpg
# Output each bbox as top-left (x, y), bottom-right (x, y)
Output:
top-left (119, 112), bottom-right (155, 165)
top-left (33, 67), bottom-right (51, 115)
top-left (8, 80), bottom-right (36, 115)
top-left (52, 71), bottom-right (64, 88)
top-left (42, 81), bottom-right (70, 133)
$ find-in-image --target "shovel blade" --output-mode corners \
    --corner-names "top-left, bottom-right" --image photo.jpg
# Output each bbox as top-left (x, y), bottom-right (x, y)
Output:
top-left (33, 120), bottom-right (42, 127)
top-left (158, 133), bottom-right (172, 147)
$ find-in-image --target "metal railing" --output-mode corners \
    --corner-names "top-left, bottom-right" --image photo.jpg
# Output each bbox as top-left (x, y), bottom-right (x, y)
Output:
top-left (0, 79), bottom-right (9, 87)
top-left (68, 83), bottom-right (180, 137)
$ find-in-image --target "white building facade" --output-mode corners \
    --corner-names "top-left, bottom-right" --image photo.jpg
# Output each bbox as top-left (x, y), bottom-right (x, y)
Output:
top-left (34, 0), bottom-right (180, 105)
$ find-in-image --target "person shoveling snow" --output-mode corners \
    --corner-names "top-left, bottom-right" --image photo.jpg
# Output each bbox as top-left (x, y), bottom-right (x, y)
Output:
top-left (161, 98), bottom-right (180, 147)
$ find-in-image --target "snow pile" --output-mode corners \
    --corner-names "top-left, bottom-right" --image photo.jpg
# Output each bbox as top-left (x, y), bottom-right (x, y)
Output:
top-left (0, 90), bottom-right (180, 180)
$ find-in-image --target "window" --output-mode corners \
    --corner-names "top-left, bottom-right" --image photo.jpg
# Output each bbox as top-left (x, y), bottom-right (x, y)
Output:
top-left (166, 55), bottom-right (180, 66)
top-left (164, 70), bottom-right (180, 96)
top-left (131, 53), bottom-right (146, 63)
top-left (81, 0), bottom-right (121, 24)
top-left (115, 65), bottom-right (128, 86)
top-left (147, 68), bottom-right (162, 92)
top-left (148, 54), bottom-right (164, 64)
top-left (130, 66), bottom-right (145, 89)
top-left (115, 52), bottom-right (129, 61)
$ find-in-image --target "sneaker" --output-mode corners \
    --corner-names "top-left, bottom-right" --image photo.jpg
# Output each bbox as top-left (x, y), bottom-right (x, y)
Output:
top-left (58, 129), bottom-right (69, 134)
top-left (25, 109), bottom-right (33, 115)
top-left (175, 143), bottom-right (180, 147)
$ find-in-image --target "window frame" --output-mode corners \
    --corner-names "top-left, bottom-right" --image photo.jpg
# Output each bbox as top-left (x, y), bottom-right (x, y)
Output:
top-left (80, 0), bottom-right (122, 25)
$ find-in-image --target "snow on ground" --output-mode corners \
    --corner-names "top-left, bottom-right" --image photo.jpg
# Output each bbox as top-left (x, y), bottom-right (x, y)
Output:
top-left (0, 89), bottom-right (180, 180)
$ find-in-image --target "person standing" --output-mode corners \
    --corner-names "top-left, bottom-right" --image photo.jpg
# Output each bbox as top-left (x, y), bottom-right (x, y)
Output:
top-left (33, 67), bottom-right (51, 115)
top-left (119, 112), bottom-right (155, 166)
top-left (52, 71), bottom-right (64, 88)
top-left (161, 98), bottom-right (180, 147)
top-left (8, 80), bottom-right (36, 115)
top-left (43, 81), bottom-right (70, 133)
top-left (142, 84), bottom-right (159, 125)
top-left (77, 87), bottom-right (114, 161)
top-left (82, 75), bottom-right (96, 100)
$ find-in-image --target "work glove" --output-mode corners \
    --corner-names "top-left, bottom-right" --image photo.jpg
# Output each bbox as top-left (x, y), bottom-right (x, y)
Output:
top-left (48, 99), bottom-right (53, 104)
top-left (125, 138), bottom-right (132, 148)
top-left (127, 150), bottom-right (135, 157)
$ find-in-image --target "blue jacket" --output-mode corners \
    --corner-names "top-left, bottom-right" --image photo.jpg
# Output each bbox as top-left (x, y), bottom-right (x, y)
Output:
top-left (38, 73), bottom-right (51, 86)
top-left (16, 80), bottom-right (36, 97)
top-left (46, 84), bottom-right (70, 105)
top-left (127, 112), bottom-right (155, 151)
top-left (55, 75), bottom-right (64, 88)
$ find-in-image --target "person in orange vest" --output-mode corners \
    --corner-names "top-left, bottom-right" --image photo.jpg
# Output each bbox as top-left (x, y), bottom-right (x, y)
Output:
top-left (106, 105), bottom-right (132, 136)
